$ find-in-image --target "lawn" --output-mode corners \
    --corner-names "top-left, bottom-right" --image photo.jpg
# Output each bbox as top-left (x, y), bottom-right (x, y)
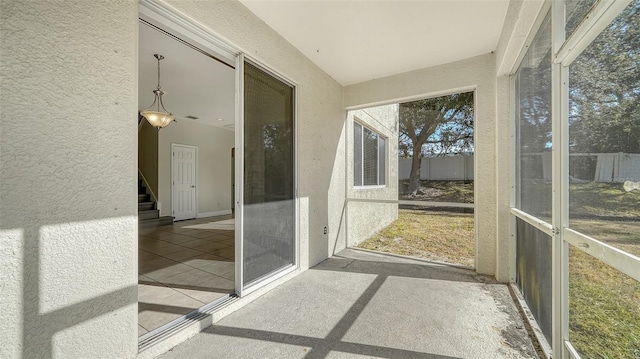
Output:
top-left (358, 181), bottom-right (640, 358)
top-left (357, 209), bottom-right (474, 267)
top-left (399, 180), bottom-right (474, 203)
top-left (569, 248), bottom-right (640, 359)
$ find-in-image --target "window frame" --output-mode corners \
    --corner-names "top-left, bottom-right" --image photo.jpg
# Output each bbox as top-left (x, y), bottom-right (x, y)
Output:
top-left (353, 120), bottom-right (387, 189)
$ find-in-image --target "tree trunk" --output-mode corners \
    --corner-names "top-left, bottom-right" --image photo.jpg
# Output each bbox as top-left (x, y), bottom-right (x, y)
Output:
top-left (408, 145), bottom-right (422, 196)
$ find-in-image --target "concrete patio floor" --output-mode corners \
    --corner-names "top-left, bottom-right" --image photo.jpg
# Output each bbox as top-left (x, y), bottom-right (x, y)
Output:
top-left (159, 248), bottom-right (538, 359)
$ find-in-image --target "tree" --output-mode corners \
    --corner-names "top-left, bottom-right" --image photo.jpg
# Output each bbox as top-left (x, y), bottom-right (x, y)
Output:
top-left (399, 92), bottom-right (474, 196)
top-left (569, 2), bottom-right (640, 154)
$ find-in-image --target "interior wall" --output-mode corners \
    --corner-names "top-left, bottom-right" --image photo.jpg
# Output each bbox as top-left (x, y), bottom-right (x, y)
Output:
top-left (158, 120), bottom-right (235, 218)
top-left (138, 120), bottom-right (159, 198)
top-left (344, 54), bottom-right (500, 278)
top-left (165, 0), bottom-right (346, 269)
top-left (0, 1), bottom-right (138, 357)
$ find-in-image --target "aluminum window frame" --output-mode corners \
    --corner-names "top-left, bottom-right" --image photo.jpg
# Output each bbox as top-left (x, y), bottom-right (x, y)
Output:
top-left (510, 1), bottom-right (640, 358)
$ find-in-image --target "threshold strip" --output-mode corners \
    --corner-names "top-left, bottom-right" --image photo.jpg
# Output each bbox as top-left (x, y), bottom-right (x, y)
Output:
top-left (138, 293), bottom-right (239, 352)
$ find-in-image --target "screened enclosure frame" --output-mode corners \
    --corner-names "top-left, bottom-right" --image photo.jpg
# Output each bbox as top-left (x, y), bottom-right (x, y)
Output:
top-left (509, 1), bottom-right (640, 358)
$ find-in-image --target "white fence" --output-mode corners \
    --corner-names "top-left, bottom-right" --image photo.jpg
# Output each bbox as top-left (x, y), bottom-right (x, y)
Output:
top-left (521, 152), bottom-right (640, 183)
top-left (399, 155), bottom-right (474, 181)
top-left (399, 153), bottom-right (640, 182)
top-left (593, 153), bottom-right (640, 182)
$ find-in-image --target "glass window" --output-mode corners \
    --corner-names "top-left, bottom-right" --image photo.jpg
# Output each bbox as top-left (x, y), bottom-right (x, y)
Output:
top-left (515, 12), bottom-right (553, 222)
top-left (354, 122), bottom-right (386, 187)
top-left (568, 0), bottom-right (640, 256)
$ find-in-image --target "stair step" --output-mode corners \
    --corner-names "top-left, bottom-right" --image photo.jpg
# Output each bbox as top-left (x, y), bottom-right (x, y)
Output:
top-left (139, 210), bottom-right (159, 220)
top-left (138, 202), bottom-right (155, 211)
top-left (138, 194), bottom-right (150, 203)
top-left (139, 216), bottom-right (174, 229)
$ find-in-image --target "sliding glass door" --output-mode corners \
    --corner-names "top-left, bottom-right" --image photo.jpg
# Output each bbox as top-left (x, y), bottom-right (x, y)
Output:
top-left (235, 55), bottom-right (296, 295)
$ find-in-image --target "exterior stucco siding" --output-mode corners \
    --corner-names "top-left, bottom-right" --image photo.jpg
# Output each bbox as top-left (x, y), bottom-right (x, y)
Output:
top-left (2, 0), bottom-right (348, 355)
top-left (344, 54), bottom-right (500, 278)
top-left (345, 105), bottom-right (400, 247)
top-left (1, 0), bottom-right (139, 357)
top-left (163, 0), bottom-right (346, 270)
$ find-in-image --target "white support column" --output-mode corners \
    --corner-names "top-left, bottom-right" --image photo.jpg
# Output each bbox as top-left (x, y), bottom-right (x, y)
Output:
top-left (551, 1), bottom-right (569, 358)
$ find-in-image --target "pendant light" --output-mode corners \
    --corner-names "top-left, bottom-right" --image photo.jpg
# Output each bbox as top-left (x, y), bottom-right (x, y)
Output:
top-left (140, 54), bottom-right (175, 129)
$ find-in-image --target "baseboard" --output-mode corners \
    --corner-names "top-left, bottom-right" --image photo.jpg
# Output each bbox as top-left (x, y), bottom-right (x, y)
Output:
top-left (197, 210), bottom-right (232, 218)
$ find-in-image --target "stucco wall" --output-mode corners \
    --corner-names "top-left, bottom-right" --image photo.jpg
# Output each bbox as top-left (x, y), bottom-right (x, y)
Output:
top-left (0, 1), bottom-right (138, 358)
top-left (1, 0), bottom-right (348, 355)
top-left (343, 105), bottom-right (399, 248)
top-left (344, 54), bottom-right (500, 277)
top-left (494, 0), bottom-right (547, 282)
top-left (157, 120), bottom-right (234, 218)
top-left (164, 0), bottom-right (346, 269)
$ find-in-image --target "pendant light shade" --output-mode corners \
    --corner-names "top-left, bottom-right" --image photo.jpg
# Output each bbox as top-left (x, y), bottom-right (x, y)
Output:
top-left (141, 54), bottom-right (175, 130)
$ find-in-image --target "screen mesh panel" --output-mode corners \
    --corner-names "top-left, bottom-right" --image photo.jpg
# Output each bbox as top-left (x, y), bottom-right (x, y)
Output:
top-left (515, 12), bottom-right (552, 223)
top-left (243, 62), bottom-right (295, 286)
top-left (515, 217), bottom-right (552, 343)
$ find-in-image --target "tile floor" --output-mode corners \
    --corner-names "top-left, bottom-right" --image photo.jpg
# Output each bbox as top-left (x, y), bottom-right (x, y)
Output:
top-left (138, 215), bottom-right (235, 336)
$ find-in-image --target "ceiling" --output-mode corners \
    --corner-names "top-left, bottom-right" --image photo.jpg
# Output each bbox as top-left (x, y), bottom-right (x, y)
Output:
top-left (138, 1), bottom-right (510, 127)
top-left (139, 22), bottom-right (236, 130)
top-left (239, 0), bottom-right (510, 86)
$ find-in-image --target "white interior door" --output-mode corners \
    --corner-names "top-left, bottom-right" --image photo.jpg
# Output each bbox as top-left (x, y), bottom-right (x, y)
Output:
top-left (172, 144), bottom-right (197, 221)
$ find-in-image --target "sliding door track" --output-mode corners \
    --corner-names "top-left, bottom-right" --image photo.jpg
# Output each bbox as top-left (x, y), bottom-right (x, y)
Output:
top-left (138, 293), bottom-right (239, 352)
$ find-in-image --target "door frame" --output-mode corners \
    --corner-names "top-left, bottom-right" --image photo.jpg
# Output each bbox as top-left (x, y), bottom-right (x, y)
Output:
top-left (235, 54), bottom-right (300, 297)
top-left (171, 143), bottom-right (198, 221)
top-left (140, 0), bottom-right (301, 299)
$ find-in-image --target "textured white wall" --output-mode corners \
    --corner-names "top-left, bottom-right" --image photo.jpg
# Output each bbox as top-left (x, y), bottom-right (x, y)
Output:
top-left (0, 1), bottom-right (138, 358)
top-left (158, 120), bottom-right (235, 217)
top-left (164, 0), bottom-right (346, 269)
top-left (494, 0), bottom-right (546, 282)
top-left (344, 54), bottom-right (499, 277)
top-left (343, 105), bottom-right (399, 248)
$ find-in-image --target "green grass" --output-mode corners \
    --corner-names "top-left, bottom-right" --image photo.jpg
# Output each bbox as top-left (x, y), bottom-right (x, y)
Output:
top-left (357, 209), bottom-right (474, 267)
top-left (399, 180), bottom-right (474, 203)
top-left (570, 182), bottom-right (640, 219)
top-left (569, 249), bottom-right (640, 359)
top-left (570, 218), bottom-right (640, 257)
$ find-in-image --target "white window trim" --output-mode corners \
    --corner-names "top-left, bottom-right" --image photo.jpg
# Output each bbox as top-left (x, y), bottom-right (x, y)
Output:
top-left (353, 121), bottom-right (387, 188)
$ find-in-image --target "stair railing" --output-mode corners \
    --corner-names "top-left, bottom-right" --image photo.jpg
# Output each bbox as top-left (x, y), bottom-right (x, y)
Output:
top-left (138, 168), bottom-right (159, 210)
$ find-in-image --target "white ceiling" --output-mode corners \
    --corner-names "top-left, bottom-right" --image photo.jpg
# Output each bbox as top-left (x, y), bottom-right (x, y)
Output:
top-left (240, 0), bottom-right (510, 86)
top-left (139, 22), bottom-right (236, 130)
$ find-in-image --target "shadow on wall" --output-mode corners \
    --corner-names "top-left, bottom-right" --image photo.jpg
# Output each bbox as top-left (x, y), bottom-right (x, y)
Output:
top-left (16, 218), bottom-right (138, 358)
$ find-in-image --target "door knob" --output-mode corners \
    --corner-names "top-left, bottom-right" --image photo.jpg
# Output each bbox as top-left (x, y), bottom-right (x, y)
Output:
top-left (190, 185), bottom-right (195, 188)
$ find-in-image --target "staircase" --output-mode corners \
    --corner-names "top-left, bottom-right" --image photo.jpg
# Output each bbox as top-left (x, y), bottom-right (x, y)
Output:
top-left (138, 177), bottom-right (174, 228)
